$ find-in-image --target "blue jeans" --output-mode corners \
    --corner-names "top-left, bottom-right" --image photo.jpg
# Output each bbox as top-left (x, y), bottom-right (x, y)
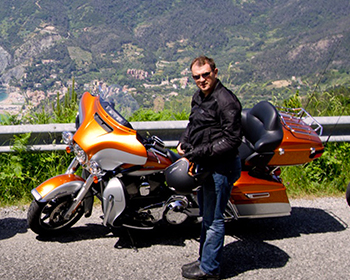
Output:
top-left (197, 156), bottom-right (241, 275)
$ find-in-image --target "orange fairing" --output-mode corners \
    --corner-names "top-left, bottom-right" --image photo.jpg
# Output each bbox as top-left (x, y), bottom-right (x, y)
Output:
top-left (74, 92), bottom-right (147, 164)
top-left (35, 174), bottom-right (85, 199)
top-left (269, 113), bottom-right (324, 166)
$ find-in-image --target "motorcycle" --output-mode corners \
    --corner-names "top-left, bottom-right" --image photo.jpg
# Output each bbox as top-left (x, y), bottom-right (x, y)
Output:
top-left (27, 91), bottom-right (324, 236)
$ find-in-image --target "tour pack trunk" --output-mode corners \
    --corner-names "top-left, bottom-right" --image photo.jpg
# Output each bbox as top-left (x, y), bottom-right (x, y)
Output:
top-left (231, 102), bottom-right (324, 219)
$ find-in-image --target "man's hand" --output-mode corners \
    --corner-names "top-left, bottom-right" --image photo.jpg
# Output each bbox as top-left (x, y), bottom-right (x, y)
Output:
top-left (177, 143), bottom-right (193, 156)
top-left (177, 143), bottom-right (185, 156)
top-left (184, 146), bottom-right (210, 162)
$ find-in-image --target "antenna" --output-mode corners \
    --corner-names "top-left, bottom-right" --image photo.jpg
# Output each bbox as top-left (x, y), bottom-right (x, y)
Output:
top-left (303, 36), bottom-right (343, 114)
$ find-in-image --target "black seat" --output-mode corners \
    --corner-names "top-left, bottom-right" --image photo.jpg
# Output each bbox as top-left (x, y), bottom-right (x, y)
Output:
top-left (239, 101), bottom-right (283, 167)
top-left (167, 150), bottom-right (182, 163)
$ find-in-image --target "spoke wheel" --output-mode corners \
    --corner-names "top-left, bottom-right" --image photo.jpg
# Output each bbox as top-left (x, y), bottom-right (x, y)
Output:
top-left (27, 196), bottom-right (84, 236)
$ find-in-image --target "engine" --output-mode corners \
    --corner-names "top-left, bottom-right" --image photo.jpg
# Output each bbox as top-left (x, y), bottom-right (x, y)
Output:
top-left (137, 195), bottom-right (190, 225)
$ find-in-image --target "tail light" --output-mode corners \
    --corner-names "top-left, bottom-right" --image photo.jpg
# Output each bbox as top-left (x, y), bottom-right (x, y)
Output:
top-left (274, 168), bottom-right (281, 176)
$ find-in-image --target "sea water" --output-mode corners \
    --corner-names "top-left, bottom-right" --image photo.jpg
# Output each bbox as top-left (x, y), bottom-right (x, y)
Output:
top-left (0, 85), bottom-right (8, 102)
top-left (0, 85), bottom-right (9, 121)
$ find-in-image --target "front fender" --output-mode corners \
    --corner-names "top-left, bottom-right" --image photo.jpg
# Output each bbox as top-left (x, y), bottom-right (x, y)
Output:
top-left (31, 174), bottom-right (85, 202)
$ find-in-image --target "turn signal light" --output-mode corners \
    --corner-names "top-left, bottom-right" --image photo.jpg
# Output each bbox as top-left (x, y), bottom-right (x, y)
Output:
top-left (93, 176), bottom-right (99, 184)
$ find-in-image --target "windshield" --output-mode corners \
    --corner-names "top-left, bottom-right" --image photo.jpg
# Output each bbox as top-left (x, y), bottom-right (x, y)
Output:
top-left (99, 89), bottom-right (133, 129)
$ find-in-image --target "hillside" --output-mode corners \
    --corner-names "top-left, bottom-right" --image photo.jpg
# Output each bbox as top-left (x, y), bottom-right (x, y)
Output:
top-left (0, 0), bottom-right (350, 113)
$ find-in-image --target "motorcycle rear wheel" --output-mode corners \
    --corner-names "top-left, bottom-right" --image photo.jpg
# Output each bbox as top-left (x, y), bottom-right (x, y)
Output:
top-left (346, 182), bottom-right (350, 207)
top-left (27, 196), bottom-right (84, 236)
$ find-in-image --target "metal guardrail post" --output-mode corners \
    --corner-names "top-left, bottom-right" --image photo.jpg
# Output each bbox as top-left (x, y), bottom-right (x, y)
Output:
top-left (309, 116), bottom-right (350, 142)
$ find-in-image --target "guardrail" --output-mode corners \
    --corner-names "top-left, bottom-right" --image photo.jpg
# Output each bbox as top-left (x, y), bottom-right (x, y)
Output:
top-left (0, 116), bottom-right (349, 152)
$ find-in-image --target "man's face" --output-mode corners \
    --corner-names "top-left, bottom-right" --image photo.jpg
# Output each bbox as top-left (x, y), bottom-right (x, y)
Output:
top-left (191, 62), bottom-right (218, 96)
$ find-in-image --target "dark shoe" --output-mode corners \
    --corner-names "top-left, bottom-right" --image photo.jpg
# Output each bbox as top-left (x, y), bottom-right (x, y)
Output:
top-left (182, 264), bottom-right (219, 279)
top-left (181, 260), bottom-right (200, 271)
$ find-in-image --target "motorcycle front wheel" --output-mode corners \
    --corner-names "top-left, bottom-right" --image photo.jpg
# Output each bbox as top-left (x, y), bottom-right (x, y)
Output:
top-left (27, 196), bottom-right (84, 236)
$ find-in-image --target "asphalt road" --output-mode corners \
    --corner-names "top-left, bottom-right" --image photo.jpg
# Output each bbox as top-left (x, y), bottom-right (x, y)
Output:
top-left (1, 196), bottom-right (349, 280)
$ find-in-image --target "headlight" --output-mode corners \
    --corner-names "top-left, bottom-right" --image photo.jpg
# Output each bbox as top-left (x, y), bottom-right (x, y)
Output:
top-left (89, 161), bottom-right (105, 176)
top-left (74, 144), bottom-right (87, 164)
top-left (62, 131), bottom-right (74, 145)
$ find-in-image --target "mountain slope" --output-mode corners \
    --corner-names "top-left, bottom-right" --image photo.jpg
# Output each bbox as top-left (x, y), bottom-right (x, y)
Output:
top-left (0, 0), bottom-right (349, 109)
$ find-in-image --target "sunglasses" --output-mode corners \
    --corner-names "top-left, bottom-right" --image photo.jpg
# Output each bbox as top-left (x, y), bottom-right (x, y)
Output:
top-left (192, 71), bottom-right (211, 80)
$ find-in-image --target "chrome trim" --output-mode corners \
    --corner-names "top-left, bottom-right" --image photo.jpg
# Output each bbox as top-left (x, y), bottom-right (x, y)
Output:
top-left (122, 223), bottom-right (154, 230)
top-left (139, 182), bottom-right (151, 196)
top-left (31, 189), bottom-right (42, 201)
top-left (276, 106), bottom-right (323, 136)
top-left (62, 131), bottom-right (74, 145)
top-left (245, 192), bottom-right (270, 199)
top-left (224, 200), bottom-right (239, 221)
top-left (64, 174), bottom-right (95, 220)
top-left (74, 143), bottom-right (87, 164)
top-left (103, 195), bottom-right (114, 226)
top-left (65, 157), bottom-right (80, 174)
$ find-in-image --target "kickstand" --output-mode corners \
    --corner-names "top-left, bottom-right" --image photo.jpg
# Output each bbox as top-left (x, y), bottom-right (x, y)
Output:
top-left (114, 228), bottom-right (138, 252)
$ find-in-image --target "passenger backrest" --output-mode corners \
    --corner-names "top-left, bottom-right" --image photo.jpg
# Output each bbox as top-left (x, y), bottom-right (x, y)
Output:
top-left (239, 101), bottom-right (283, 166)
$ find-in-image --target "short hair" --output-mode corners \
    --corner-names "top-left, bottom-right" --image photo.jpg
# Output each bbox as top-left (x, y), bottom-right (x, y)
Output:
top-left (190, 56), bottom-right (216, 71)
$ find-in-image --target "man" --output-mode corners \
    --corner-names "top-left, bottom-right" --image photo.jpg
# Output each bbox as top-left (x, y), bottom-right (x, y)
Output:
top-left (177, 56), bottom-right (242, 279)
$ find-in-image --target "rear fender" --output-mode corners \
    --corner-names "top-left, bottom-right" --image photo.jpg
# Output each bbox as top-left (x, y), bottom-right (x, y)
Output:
top-left (31, 174), bottom-right (85, 203)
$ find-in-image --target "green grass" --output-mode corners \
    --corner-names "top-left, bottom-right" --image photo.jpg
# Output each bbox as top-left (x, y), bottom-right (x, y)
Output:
top-left (281, 142), bottom-right (350, 198)
top-left (0, 148), bottom-right (75, 207)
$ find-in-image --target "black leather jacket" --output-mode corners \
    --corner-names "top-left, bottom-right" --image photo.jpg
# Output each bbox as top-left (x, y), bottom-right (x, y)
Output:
top-left (179, 80), bottom-right (242, 172)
